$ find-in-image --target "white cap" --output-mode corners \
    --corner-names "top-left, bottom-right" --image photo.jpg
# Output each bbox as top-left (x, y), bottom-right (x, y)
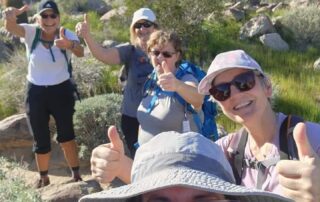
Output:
top-left (131, 8), bottom-right (156, 26)
top-left (198, 49), bottom-right (265, 95)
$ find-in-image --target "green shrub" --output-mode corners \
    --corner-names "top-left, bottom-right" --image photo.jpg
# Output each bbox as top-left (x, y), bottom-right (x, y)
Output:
top-left (0, 49), bottom-right (27, 119)
top-left (0, 157), bottom-right (41, 202)
top-left (72, 55), bottom-right (121, 98)
top-left (74, 93), bottom-right (123, 161)
top-left (280, 6), bottom-right (320, 50)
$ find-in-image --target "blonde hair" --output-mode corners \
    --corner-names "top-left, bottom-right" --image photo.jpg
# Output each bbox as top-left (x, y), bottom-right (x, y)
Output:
top-left (129, 21), bottom-right (159, 46)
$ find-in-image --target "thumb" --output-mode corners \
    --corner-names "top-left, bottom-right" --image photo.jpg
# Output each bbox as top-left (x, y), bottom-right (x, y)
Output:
top-left (161, 60), bottom-right (170, 73)
top-left (107, 125), bottom-right (124, 152)
top-left (84, 13), bottom-right (89, 24)
top-left (293, 122), bottom-right (315, 158)
top-left (59, 27), bottom-right (66, 39)
top-left (16, 5), bottom-right (29, 16)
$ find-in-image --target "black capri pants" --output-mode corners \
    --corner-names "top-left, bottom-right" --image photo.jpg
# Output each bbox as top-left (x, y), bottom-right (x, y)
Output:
top-left (25, 79), bottom-right (76, 154)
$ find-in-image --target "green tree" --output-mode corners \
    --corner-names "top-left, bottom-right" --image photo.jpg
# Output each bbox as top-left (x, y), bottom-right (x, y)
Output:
top-left (124, 0), bottom-right (223, 66)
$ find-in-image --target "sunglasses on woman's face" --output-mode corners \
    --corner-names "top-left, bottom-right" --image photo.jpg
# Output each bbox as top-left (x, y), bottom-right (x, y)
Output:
top-left (150, 50), bottom-right (176, 58)
top-left (134, 21), bottom-right (154, 29)
top-left (40, 13), bottom-right (58, 19)
top-left (209, 71), bottom-right (257, 101)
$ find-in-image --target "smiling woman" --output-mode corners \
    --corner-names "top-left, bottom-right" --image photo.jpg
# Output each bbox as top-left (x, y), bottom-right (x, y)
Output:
top-left (75, 8), bottom-right (159, 158)
top-left (2, 0), bottom-right (84, 188)
top-left (136, 30), bottom-right (205, 146)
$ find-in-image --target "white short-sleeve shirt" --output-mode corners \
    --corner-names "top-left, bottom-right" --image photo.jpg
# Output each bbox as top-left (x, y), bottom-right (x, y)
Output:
top-left (21, 24), bottom-right (79, 86)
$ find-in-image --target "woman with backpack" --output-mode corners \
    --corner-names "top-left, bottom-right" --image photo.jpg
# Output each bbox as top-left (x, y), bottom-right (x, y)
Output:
top-left (75, 8), bottom-right (158, 157)
top-left (3, 0), bottom-right (84, 188)
top-left (136, 30), bottom-right (206, 146)
top-left (198, 49), bottom-right (320, 201)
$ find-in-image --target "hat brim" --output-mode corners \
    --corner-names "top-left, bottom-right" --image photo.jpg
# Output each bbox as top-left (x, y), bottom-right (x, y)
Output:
top-left (198, 66), bottom-right (261, 95)
top-left (38, 8), bottom-right (58, 15)
top-left (79, 167), bottom-right (292, 202)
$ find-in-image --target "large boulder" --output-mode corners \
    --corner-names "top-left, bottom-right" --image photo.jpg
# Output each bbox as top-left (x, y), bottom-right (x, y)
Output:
top-left (314, 57), bottom-right (320, 71)
top-left (0, 114), bottom-right (34, 162)
top-left (0, 113), bottom-right (89, 170)
top-left (259, 33), bottom-right (289, 51)
top-left (240, 14), bottom-right (276, 40)
top-left (100, 6), bottom-right (127, 22)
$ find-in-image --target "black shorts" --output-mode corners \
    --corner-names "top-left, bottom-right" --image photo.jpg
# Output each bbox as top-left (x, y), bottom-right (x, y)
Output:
top-left (25, 79), bottom-right (75, 154)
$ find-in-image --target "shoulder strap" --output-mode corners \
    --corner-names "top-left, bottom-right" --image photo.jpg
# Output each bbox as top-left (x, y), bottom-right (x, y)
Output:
top-left (30, 27), bottom-right (41, 57)
top-left (227, 129), bottom-right (248, 185)
top-left (279, 114), bottom-right (304, 160)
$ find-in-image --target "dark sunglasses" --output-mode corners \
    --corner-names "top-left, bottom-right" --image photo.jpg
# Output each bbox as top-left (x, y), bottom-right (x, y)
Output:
top-left (150, 50), bottom-right (176, 58)
top-left (209, 71), bottom-right (258, 101)
top-left (133, 21), bottom-right (154, 29)
top-left (40, 13), bottom-right (58, 19)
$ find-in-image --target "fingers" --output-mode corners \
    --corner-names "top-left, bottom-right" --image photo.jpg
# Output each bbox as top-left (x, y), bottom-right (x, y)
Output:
top-left (156, 61), bottom-right (169, 75)
top-left (161, 60), bottom-right (170, 73)
top-left (108, 125), bottom-right (124, 153)
top-left (16, 5), bottom-right (29, 16)
top-left (277, 160), bottom-right (304, 178)
top-left (59, 27), bottom-right (66, 39)
top-left (293, 123), bottom-right (315, 159)
top-left (84, 13), bottom-right (88, 24)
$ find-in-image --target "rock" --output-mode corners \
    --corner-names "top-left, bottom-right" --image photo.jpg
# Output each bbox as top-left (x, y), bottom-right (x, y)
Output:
top-left (0, 113), bottom-right (90, 170)
top-left (86, 0), bottom-right (112, 15)
top-left (256, 6), bottom-right (270, 14)
top-left (226, 8), bottom-right (245, 21)
top-left (259, 33), bottom-right (289, 51)
top-left (314, 57), bottom-right (320, 70)
top-left (100, 6), bottom-right (127, 22)
top-left (102, 40), bottom-right (120, 48)
top-left (240, 14), bottom-right (276, 40)
top-left (40, 180), bottom-right (102, 202)
top-left (0, 114), bottom-right (34, 162)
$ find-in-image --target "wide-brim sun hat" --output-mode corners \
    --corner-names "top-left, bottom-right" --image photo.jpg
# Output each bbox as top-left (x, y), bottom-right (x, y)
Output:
top-left (198, 49), bottom-right (265, 95)
top-left (131, 8), bottom-right (156, 26)
top-left (37, 0), bottom-right (60, 15)
top-left (79, 131), bottom-right (292, 202)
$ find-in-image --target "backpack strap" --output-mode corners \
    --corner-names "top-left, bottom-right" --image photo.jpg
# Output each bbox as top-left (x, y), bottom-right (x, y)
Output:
top-left (279, 114), bottom-right (304, 160)
top-left (227, 128), bottom-right (248, 185)
top-left (30, 27), bottom-right (41, 56)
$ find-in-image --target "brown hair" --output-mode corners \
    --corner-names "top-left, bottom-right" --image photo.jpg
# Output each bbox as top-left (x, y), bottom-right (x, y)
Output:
top-left (147, 30), bottom-right (182, 56)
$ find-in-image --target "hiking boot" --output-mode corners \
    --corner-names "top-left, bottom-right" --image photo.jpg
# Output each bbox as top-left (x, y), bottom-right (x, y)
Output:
top-left (36, 176), bottom-right (50, 188)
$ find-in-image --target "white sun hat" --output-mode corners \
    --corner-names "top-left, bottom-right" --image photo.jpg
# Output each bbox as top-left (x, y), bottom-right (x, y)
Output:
top-left (198, 49), bottom-right (265, 95)
top-left (131, 8), bottom-right (156, 26)
top-left (79, 131), bottom-right (292, 202)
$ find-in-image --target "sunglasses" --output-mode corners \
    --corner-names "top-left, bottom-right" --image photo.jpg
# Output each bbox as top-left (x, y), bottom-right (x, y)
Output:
top-left (150, 50), bottom-right (176, 58)
top-left (133, 21), bottom-right (154, 29)
top-left (209, 71), bottom-right (258, 101)
top-left (40, 13), bottom-right (58, 19)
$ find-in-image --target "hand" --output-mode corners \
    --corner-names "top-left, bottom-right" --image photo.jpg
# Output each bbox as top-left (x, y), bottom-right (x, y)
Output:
top-left (90, 125), bottom-right (125, 183)
top-left (157, 61), bottom-right (182, 92)
top-left (54, 27), bottom-right (73, 49)
top-left (75, 14), bottom-right (90, 39)
top-left (2, 5), bottom-right (28, 22)
top-left (276, 123), bottom-right (320, 202)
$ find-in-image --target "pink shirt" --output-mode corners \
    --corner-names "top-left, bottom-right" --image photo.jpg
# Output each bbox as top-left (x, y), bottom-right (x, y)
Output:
top-left (216, 112), bottom-right (320, 195)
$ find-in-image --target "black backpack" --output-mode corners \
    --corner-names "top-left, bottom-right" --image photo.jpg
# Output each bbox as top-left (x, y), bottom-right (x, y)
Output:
top-left (29, 27), bottom-right (80, 100)
top-left (228, 114), bottom-right (304, 188)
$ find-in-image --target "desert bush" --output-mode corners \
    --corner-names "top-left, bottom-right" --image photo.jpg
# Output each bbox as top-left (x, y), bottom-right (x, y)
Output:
top-left (280, 6), bottom-right (320, 50)
top-left (0, 157), bottom-right (41, 202)
top-left (0, 49), bottom-right (28, 118)
top-left (74, 93), bottom-right (123, 161)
